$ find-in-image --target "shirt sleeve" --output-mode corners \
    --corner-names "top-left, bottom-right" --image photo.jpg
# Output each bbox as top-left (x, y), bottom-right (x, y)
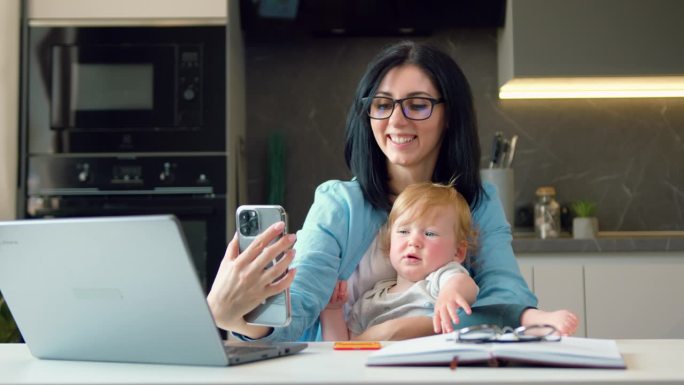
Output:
top-left (236, 181), bottom-right (355, 342)
top-left (426, 261), bottom-right (470, 298)
top-left (470, 182), bottom-right (537, 307)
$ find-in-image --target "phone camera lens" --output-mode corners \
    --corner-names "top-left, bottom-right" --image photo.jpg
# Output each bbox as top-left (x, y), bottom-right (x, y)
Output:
top-left (239, 210), bottom-right (259, 236)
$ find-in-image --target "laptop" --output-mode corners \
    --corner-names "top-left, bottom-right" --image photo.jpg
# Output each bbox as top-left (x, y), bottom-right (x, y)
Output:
top-left (0, 215), bottom-right (306, 366)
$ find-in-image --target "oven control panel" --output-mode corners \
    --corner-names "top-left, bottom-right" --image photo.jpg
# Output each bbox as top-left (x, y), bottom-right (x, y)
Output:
top-left (26, 155), bottom-right (226, 196)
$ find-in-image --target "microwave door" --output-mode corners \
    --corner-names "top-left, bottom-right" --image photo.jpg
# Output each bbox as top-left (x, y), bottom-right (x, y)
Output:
top-left (50, 45), bottom-right (175, 131)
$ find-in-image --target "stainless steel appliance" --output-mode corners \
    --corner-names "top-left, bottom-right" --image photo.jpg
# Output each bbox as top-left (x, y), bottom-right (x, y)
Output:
top-left (26, 26), bottom-right (225, 153)
top-left (23, 155), bottom-right (226, 291)
top-left (19, 24), bottom-right (228, 292)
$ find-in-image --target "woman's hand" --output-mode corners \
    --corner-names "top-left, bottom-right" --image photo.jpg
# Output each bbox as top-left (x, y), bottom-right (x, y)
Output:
top-left (353, 316), bottom-right (435, 341)
top-left (206, 221), bottom-right (297, 339)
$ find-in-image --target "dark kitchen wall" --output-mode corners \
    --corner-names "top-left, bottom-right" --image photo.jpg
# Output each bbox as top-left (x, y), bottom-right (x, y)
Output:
top-left (244, 28), bottom-right (684, 232)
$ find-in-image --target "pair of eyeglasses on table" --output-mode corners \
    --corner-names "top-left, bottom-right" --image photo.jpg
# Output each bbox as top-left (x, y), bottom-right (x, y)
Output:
top-left (449, 324), bottom-right (562, 343)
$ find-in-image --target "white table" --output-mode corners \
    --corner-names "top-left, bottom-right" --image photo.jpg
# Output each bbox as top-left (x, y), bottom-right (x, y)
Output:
top-left (1, 340), bottom-right (684, 385)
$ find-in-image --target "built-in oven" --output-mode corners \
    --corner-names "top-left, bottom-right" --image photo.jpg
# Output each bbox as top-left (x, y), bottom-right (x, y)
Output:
top-left (24, 154), bottom-right (226, 292)
top-left (27, 26), bottom-right (225, 153)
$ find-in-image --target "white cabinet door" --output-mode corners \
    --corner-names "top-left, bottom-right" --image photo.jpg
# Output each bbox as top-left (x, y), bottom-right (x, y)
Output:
top-left (518, 263), bottom-right (534, 291)
top-left (585, 263), bottom-right (684, 338)
top-left (518, 259), bottom-right (586, 337)
top-left (533, 265), bottom-right (586, 337)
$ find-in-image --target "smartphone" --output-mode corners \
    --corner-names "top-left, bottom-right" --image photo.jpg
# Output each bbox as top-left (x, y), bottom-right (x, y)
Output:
top-left (236, 205), bottom-right (292, 327)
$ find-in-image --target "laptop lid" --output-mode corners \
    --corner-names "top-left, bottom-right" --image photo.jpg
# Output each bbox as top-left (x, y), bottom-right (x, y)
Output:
top-left (0, 215), bottom-right (238, 366)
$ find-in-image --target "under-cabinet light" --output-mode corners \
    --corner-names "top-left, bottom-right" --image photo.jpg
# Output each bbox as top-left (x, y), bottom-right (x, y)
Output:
top-left (499, 76), bottom-right (684, 99)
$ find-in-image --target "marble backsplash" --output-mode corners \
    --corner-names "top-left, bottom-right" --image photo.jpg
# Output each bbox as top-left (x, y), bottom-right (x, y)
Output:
top-left (244, 28), bottom-right (684, 232)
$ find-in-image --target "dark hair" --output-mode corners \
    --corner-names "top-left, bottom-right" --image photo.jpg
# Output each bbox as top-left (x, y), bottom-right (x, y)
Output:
top-left (344, 41), bottom-right (484, 212)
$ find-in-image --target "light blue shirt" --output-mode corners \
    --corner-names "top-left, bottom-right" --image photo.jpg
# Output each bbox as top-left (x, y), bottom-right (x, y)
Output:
top-left (244, 179), bottom-right (537, 342)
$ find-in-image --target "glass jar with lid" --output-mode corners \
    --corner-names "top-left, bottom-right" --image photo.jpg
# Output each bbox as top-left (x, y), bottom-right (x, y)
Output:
top-left (534, 186), bottom-right (560, 239)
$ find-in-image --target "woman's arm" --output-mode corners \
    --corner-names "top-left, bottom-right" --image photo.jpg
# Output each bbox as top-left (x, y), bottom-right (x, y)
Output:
top-left (471, 183), bottom-right (537, 308)
top-left (239, 180), bottom-right (384, 342)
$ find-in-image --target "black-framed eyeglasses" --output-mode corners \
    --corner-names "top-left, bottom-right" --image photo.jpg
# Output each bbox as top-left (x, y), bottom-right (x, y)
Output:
top-left (363, 96), bottom-right (445, 121)
top-left (453, 324), bottom-right (561, 343)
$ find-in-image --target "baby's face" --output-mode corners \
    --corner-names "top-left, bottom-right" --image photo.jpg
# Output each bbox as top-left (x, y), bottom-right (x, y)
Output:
top-left (388, 206), bottom-right (460, 282)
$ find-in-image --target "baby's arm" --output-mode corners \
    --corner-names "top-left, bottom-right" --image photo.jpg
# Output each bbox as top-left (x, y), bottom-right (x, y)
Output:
top-left (433, 273), bottom-right (479, 333)
top-left (320, 280), bottom-right (351, 341)
top-left (351, 316), bottom-right (434, 341)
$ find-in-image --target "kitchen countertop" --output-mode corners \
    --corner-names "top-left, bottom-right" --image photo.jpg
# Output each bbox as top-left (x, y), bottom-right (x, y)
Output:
top-left (512, 231), bottom-right (684, 253)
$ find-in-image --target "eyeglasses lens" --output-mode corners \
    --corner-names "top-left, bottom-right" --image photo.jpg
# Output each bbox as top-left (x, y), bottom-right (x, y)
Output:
top-left (369, 97), bottom-right (394, 119)
top-left (517, 325), bottom-right (560, 341)
top-left (459, 328), bottom-right (496, 342)
top-left (401, 98), bottom-right (433, 120)
top-left (368, 97), bottom-right (434, 120)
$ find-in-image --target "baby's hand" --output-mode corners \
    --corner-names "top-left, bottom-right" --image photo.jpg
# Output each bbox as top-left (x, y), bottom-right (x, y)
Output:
top-left (325, 280), bottom-right (348, 311)
top-left (433, 291), bottom-right (472, 334)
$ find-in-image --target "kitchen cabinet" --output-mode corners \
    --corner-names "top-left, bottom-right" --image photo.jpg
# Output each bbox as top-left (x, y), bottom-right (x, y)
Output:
top-left (21, 0), bottom-right (247, 235)
top-left (498, 0), bottom-right (684, 98)
top-left (518, 259), bottom-right (586, 337)
top-left (585, 262), bottom-right (684, 338)
top-left (28, 0), bottom-right (226, 25)
top-left (518, 252), bottom-right (684, 339)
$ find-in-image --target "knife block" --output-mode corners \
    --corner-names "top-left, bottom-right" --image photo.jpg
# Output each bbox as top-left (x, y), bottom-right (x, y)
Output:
top-left (480, 168), bottom-right (515, 226)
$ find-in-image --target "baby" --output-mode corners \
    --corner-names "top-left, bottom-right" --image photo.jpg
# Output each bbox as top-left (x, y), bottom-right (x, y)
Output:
top-left (321, 182), bottom-right (578, 340)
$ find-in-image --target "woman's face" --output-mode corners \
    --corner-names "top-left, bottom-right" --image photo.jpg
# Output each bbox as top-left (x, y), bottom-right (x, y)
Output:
top-left (370, 64), bottom-right (446, 175)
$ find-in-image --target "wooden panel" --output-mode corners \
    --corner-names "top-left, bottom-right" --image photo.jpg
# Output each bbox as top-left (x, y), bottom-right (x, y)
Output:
top-left (0, 0), bottom-right (19, 220)
top-left (585, 263), bottom-right (684, 338)
top-left (28, 0), bottom-right (226, 22)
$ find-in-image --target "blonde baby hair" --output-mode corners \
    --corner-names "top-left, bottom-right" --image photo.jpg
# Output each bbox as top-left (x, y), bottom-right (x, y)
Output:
top-left (381, 182), bottom-right (477, 263)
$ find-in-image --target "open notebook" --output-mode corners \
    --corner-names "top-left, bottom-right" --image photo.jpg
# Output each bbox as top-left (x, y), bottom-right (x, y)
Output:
top-left (0, 215), bottom-right (306, 366)
top-left (367, 333), bottom-right (626, 369)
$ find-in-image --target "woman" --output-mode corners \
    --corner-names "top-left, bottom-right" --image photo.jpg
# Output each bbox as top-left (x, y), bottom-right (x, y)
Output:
top-left (207, 41), bottom-right (577, 341)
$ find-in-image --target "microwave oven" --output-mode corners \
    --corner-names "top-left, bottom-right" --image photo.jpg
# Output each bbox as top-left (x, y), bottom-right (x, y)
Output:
top-left (26, 26), bottom-right (225, 153)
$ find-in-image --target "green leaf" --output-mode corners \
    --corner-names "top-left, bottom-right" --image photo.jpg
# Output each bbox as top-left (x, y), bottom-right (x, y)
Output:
top-left (571, 200), bottom-right (597, 217)
top-left (0, 295), bottom-right (20, 343)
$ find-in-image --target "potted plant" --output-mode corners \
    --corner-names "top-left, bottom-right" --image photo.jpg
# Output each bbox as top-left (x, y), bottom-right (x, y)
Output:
top-left (571, 200), bottom-right (599, 239)
top-left (0, 293), bottom-right (20, 343)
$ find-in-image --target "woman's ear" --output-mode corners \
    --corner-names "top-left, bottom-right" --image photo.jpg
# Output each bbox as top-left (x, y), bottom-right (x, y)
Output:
top-left (454, 241), bottom-right (468, 264)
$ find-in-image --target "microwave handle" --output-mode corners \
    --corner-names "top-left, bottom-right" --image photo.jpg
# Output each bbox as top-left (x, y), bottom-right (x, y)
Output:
top-left (50, 46), bottom-right (74, 130)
